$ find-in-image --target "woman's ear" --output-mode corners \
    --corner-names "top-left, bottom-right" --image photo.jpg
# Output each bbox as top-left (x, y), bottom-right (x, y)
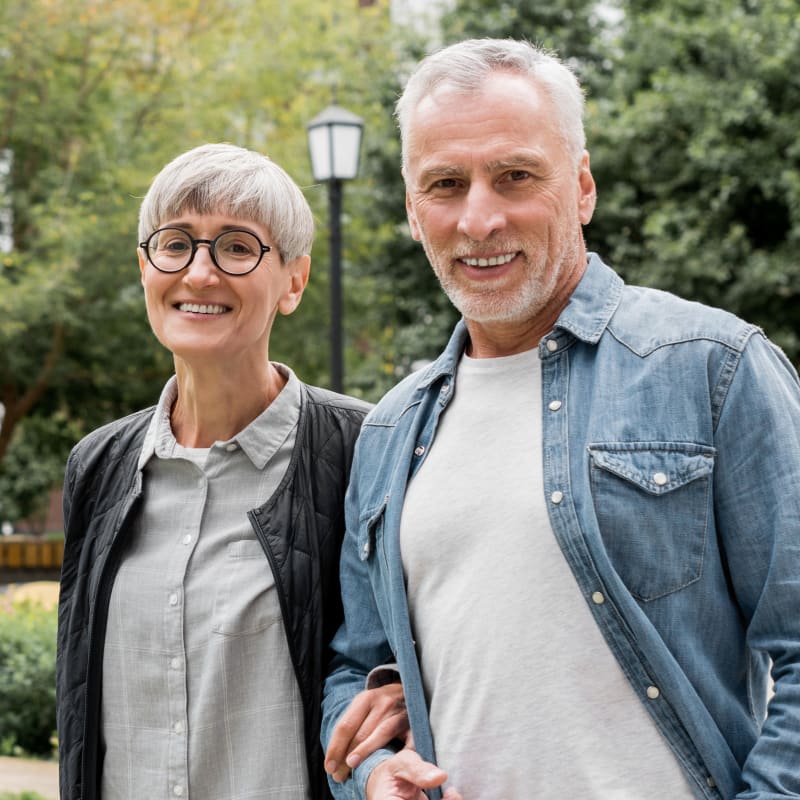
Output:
top-left (278, 255), bottom-right (311, 316)
top-left (138, 248), bottom-right (147, 285)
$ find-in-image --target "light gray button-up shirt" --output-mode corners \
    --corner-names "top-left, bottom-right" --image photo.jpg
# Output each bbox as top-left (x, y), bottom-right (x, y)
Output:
top-left (101, 367), bottom-right (310, 799)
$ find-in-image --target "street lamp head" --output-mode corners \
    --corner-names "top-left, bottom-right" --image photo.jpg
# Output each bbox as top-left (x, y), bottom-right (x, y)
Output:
top-left (307, 104), bottom-right (364, 182)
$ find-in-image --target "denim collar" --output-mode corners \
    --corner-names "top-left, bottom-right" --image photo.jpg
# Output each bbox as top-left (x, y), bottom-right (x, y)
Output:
top-left (415, 253), bottom-right (622, 390)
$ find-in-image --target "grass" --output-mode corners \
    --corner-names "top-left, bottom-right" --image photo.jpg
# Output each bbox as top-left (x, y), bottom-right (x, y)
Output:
top-left (0, 793), bottom-right (50, 800)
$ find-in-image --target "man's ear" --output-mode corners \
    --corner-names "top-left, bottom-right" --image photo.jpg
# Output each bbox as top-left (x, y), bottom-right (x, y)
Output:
top-left (406, 189), bottom-right (422, 241)
top-left (278, 255), bottom-right (311, 316)
top-left (577, 151), bottom-right (597, 226)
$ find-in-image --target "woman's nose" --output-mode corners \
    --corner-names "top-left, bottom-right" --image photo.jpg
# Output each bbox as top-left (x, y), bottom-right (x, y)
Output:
top-left (182, 243), bottom-right (220, 287)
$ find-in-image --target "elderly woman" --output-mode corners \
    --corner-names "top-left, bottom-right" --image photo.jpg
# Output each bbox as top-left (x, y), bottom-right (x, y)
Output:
top-left (56, 143), bottom-right (404, 800)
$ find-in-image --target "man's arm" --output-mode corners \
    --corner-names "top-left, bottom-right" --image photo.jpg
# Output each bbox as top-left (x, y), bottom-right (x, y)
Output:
top-left (714, 333), bottom-right (800, 796)
top-left (321, 448), bottom-right (402, 798)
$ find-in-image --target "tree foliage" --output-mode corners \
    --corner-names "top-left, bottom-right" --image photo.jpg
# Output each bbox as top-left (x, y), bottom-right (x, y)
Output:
top-left (586, 0), bottom-right (800, 359)
top-left (1, 0), bottom-right (799, 517)
top-left (0, 0), bottom-right (397, 503)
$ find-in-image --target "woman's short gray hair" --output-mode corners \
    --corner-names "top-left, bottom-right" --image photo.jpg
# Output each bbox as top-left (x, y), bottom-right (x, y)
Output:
top-left (138, 143), bottom-right (314, 263)
top-left (396, 38), bottom-right (586, 170)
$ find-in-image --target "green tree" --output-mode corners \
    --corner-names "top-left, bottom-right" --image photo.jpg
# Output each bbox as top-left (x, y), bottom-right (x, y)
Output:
top-left (0, 0), bottom-right (399, 495)
top-left (585, 0), bottom-right (800, 360)
top-left (0, 0), bottom-right (230, 465)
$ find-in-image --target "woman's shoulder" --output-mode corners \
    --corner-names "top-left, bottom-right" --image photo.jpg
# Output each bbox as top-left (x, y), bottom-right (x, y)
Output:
top-left (67, 407), bottom-right (156, 476)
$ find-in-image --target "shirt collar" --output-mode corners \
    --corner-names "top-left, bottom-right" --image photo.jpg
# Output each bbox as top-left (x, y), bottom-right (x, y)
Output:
top-left (553, 252), bottom-right (623, 345)
top-left (138, 364), bottom-right (301, 471)
top-left (416, 253), bottom-right (623, 389)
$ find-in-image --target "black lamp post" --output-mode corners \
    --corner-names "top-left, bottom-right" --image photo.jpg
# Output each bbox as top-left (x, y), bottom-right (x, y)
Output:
top-left (307, 104), bottom-right (364, 394)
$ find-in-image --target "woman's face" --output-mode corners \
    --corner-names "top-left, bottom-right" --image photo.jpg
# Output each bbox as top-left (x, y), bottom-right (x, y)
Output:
top-left (138, 211), bottom-right (308, 369)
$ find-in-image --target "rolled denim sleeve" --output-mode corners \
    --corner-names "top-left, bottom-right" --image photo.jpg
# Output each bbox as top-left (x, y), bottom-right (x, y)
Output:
top-left (321, 446), bottom-right (396, 800)
top-left (713, 333), bottom-right (800, 796)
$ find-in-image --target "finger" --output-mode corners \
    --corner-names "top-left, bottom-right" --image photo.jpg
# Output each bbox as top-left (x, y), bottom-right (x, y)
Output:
top-left (325, 698), bottom-right (373, 776)
top-left (385, 750), bottom-right (448, 789)
top-left (344, 710), bottom-right (409, 767)
top-left (327, 708), bottom-right (392, 782)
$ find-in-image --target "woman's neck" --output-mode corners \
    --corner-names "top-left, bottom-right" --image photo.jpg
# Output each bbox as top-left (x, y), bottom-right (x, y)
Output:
top-left (169, 358), bottom-right (286, 448)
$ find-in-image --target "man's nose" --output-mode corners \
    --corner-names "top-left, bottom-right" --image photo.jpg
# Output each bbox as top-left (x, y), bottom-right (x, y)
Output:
top-left (456, 183), bottom-right (507, 241)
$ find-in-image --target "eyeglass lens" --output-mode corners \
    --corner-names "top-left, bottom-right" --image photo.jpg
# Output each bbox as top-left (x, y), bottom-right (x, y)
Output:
top-left (147, 228), bottom-right (265, 274)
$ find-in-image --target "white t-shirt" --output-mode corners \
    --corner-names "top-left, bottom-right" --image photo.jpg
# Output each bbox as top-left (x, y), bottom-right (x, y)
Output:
top-left (400, 348), bottom-right (695, 799)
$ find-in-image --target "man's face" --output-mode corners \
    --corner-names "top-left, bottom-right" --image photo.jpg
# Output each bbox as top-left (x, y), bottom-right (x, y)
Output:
top-left (404, 71), bottom-right (596, 355)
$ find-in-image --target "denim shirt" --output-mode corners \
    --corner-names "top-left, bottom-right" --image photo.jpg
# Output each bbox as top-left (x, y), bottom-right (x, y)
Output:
top-left (322, 254), bottom-right (800, 800)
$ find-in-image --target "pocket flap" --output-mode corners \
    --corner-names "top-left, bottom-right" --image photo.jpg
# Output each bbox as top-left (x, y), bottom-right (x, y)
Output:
top-left (588, 444), bottom-right (715, 495)
top-left (358, 497), bottom-right (389, 561)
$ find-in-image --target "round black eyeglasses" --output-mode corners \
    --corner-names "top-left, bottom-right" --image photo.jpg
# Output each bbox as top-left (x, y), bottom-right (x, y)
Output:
top-left (139, 227), bottom-right (272, 276)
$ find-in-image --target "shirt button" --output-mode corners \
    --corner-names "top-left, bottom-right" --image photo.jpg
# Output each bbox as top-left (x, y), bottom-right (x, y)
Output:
top-left (173, 785), bottom-right (184, 796)
top-left (226, 443), bottom-right (238, 452)
top-left (170, 657), bottom-right (181, 670)
top-left (646, 685), bottom-right (661, 700)
top-left (414, 445), bottom-right (425, 456)
top-left (550, 490), bottom-right (564, 504)
top-left (546, 339), bottom-right (558, 352)
top-left (548, 400), bottom-right (562, 411)
top-left (168, 592), bottom-right (179, 606)
top-left (182, 534), bottom-right (192, 545)
top-left (653, 472), bottom-right (668, 486)
top-left (706, 776), bottom-right (717, 789)
top-left (591, 591), bottom-right (605, 605)
top-left (173, 721), bottom-right (185, 734)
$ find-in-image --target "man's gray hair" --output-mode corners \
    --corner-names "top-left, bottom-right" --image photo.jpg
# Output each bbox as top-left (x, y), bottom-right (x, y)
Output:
top-left (138, 143), bottom-right (314, 263)
top-left (395, 38), bottom-right (586, 170)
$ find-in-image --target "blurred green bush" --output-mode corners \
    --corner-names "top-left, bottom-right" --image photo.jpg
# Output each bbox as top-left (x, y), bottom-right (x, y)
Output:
top-left (0, 596), bottom-right (57, 757)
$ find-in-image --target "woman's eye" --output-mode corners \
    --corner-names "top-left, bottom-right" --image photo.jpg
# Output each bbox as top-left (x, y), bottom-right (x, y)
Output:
top-left (221, 239), bottom-right (256, 257)
top-left (164, 239), bottom-right (189, 252)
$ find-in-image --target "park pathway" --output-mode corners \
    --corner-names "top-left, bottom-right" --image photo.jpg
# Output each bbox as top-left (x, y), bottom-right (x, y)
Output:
top-left (0, 755), bottom-right (58, 798)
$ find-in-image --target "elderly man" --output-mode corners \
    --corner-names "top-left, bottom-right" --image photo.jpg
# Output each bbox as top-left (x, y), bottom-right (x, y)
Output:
top-left (321, 38), bottom-right (800, 800)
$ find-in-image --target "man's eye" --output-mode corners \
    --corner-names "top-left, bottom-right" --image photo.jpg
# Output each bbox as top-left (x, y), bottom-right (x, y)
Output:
top-left (431, 178), bottom-right (458, 190)
top-left (507, 170), bottom-right (531, 182)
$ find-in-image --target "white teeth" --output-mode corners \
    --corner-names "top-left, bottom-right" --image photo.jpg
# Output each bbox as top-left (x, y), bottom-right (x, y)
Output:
top-left (462, 253), bottom-right (516, 267)
top-left (178, 303), bottom-right (228, 314)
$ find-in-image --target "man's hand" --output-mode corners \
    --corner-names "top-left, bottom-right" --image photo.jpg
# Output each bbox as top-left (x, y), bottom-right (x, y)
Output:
top-left (325, 683), bottom-right (410, 783)
top-left (366, 751), bottom-right (462, 800)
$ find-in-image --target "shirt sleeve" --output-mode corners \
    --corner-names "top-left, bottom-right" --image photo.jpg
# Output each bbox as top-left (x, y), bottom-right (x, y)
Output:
top-left (712, 332), bottom-right (800, 797)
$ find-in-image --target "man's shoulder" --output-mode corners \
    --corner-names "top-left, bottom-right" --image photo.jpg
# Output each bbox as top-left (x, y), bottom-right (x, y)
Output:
top-left (363, 368), bottom-right (432, 427)
top-left (611, 283), bottom-right (759, 355)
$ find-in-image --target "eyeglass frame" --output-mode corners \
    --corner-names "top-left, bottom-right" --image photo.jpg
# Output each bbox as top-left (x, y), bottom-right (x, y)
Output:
top-left (138, 226), bottom-right (273, 276)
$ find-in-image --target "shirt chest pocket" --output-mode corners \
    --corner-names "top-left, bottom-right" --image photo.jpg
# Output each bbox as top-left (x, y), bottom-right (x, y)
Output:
top-left (588, 443), bottom-right (715, 602)
top-left (212, 539), bottom-right (281, 636)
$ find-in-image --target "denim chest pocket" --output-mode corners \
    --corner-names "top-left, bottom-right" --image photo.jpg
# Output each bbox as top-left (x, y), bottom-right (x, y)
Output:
top-left (588, 443), bottom-right (715, 602)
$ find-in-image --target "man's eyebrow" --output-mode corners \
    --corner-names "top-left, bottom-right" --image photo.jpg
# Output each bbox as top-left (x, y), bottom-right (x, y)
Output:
top-left (415, 154), bottom-right (548, 185)
top-left (416, 164), bottom-right (467, 183)
top-left (486, 154), bottom-right (547, 172)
